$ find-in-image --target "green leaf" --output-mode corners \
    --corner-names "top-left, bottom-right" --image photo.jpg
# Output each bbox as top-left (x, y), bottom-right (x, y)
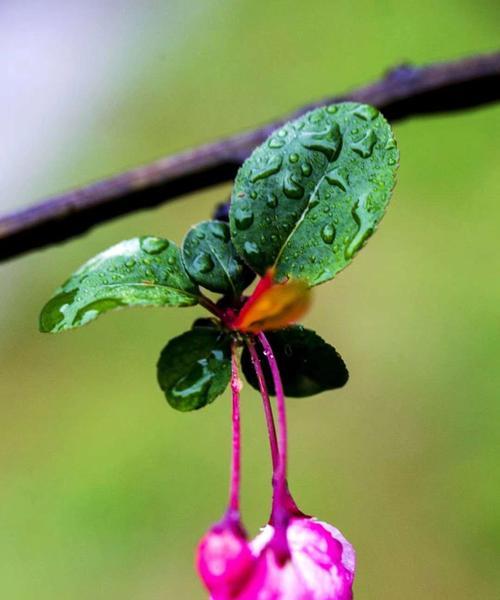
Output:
top-left (182, 220), bottom-right (255, 295)
top-left (157, 328), bottom-right (232, 411)
top-left (229, 102), bottom-right (399, 286)
top-left (241, 326), bottom-right (348, 397)
top-left (39, 237), bottom-right (199, 332)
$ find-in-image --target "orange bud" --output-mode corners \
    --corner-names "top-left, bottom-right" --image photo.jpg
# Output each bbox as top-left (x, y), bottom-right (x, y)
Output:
top-left (233, 270), bottom-right (311, 334)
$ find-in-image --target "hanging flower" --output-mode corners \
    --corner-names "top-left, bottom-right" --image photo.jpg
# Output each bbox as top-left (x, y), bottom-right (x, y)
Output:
top-left (198, 515), bottom-right (355, 600)
top-left (241, 516), bottom-right (355, 600)
top-left (197, 521), bottom-right (255, 600)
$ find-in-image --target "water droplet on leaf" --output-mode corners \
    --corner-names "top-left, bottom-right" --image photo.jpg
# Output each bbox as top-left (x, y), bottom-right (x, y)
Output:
top-left (283, 173), bottom-right (304, 199)
top-left (193, 252), bottom-right (215, 274)
top-left (243, 241), bottom-right (261, 260)
top-left (346, 194), bottom-right (374, 258)
top-left (234, 207), bottom-right (254, 230)
top-left (209, 221), bottom-right (230, 242)
top-left (140, 236), bottom-right (169, 255)
top-left (351, 129), bottom-right (377, 158)
top-left (299, 122), bottom-right (342, 161)
top-left (353, 105), bottom-right (379, 121)
top-left (325, 168), bottom-right (349, 191)
top-left (266, 194), bottom-right (278, 208)
top-left (301, 162), bottom-right (312, 176)
top-left (250, 154), bottom-right (283, 182)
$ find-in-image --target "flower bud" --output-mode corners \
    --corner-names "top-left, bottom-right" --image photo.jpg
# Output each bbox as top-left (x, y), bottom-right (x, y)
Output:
top-left (197, 524), bottom-right (255, 599)
top-left (239, 517), bottom-right (355, 599)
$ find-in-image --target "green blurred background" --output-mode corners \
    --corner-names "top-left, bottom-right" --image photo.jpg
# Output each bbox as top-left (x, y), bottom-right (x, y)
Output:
top-left (1, 1), bottom-right (499, 598)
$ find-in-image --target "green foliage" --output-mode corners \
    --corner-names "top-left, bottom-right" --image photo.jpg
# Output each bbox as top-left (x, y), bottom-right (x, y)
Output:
top-left (39, 237), bottom-right (199, 332)
top-left (157, 327), bottom-right (231, 411)
top-left (229, 103), bottom-right (398, 286)
top-left (182, 220), bottom-right (254, 295)
top-left (241, 326), bottom-right (348, 397)
top-left (39, 102), bottom-right (398, 409)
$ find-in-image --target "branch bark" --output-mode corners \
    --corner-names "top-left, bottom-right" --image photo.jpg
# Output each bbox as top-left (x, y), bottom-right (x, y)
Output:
top-left (1, 51), bottom-right (499, 263)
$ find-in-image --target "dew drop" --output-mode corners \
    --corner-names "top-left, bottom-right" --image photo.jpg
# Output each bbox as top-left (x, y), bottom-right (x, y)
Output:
top-left (170, 358), bottom-right (214, 406)
top-left (243, 241), bottom-right (261, 260)
top-left (299, 122), bottom-right (342, 161)
top-left (283, 173), bottom-right (304, 199)
top-left (39, 290), bottom-right (78, 332)
top-left (269, 137), bottom-right (285, 149)
top-left (125, 258), bottom-right (136, 268)
top-left (308, 111), bottom-right (323, 124)
top-left (351, 129), bottom-right (377, 158)
top-left (140, 236), bottom-right (169, 255)
top-left (301, 162), bottom-right (312, 176)
top-left (250, 191), bottom-right (257, 200)
top-left (345, 194), bottom-right (374, 259)
top-left (353, 105), bottom-right (379, 121)
top-left (250, 155), bottom-right (283, 182)
top-left (73, 298), bottom-right (125, 327)
top-left (193, 252), bottom-right (215, 274)
top-left (325, 168), bottom-right (349, 191)
top-left (266, 194), bottom-right (278, 208)
top-left (234, 207), bottom-right (254, 230)
top-left (288, 153), bottom-right (299, 163)
top-left (209, 221), bottom-right (230, 242)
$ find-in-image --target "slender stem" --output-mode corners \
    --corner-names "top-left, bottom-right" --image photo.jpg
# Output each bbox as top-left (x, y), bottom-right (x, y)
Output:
top-left (258, 332), bottom-right (294, 562)
top-left (245, 337), bottom-right (279, 471)
top-left (227, 340), bottom-right (242, 517)
top-left (198, 294), bottom-right (227, 322)
top-left (258, 333), bottom-right (287, 487)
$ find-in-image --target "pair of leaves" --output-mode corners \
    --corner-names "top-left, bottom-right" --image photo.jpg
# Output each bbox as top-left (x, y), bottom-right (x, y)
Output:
top-left (157, 323), bottom-right (348, 411)
top-left (39, 237), bottom-right (199, 333)
top-left (39, 221), bottom-right (251, 333)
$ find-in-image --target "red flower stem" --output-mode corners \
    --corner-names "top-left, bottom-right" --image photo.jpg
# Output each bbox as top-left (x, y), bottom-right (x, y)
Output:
top-left (198, 293), bottom-right (227, 323)
top-left (258, 332), bottom-right (295, 563)
top-left (227, 340), bottom-right (242, 520)
top-left (245, 337), bottom-right (279, 471)
top-left (258, 333), bottom-right (287, 489)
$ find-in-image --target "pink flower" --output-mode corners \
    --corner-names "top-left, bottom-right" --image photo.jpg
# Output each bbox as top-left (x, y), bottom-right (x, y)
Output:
top-left (239, 517), bottom-right (355, 600)
top-left (199, 517), bottom-right (355, 600)
top-left (197, 524), bottom-right (255, 600)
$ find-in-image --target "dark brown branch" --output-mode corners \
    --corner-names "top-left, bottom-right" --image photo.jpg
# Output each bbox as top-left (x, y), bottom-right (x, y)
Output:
top-left (1, 51), bottom-right (499, 263)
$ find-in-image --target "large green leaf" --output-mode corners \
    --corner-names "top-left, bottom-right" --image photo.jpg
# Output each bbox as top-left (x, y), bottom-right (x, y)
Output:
top-left (182, 220), bottom-right (254, 295)
top-left (229, 102), bottom-right (399, 286)
top-left (241, 326), bottom-right (348, 397)
top-left (157, 328), bottom-right (232, 411)
top-left (39, 237), bottom-right (199, 332)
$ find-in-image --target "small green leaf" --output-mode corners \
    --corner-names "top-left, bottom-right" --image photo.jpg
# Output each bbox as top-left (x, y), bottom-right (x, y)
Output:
top-left (157, 328), bottom-right (232, 411)
top-left (230, 102), bottom-right (399, 286)
top-left (182, 220), bottom-right (255, 295)
top-left (39, 237), bottom-right (199, 332)
top-left (241, 326), bottom-right (348, 397)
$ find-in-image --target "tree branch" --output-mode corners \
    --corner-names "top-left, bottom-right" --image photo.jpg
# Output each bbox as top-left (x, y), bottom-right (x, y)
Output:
top-left (1, 51), bottom-right (499, 263)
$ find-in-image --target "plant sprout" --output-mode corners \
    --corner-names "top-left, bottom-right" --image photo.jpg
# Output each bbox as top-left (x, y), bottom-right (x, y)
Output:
top-left (39, 102), bottom-right (399, 599)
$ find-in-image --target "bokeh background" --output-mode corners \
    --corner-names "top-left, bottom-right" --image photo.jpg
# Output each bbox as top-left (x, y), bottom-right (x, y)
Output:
top-left (1, 2), bottom-right (499, 598)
